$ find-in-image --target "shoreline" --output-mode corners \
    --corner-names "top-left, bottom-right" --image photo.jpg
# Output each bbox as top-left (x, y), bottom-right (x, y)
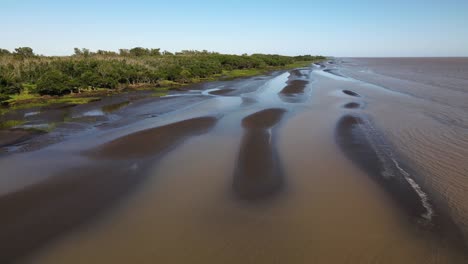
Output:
top-left (0, 61), bottom-right (322, 151)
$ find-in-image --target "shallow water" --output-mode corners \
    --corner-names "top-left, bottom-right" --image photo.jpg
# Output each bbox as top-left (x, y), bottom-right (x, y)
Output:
top-left (1, 59), bottom-right (468, 263)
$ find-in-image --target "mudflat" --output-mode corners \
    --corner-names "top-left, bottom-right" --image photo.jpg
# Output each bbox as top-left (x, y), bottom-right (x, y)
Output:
top-left (88, 116), bottom-right (218, 159)
top-left (233, 108), bottom-right (286, 200)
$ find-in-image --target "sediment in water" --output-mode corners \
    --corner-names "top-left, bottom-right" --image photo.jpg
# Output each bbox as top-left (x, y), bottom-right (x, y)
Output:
top-left (233, 108), bottom-right (286, 200)
top-left (335, 114), bottom-right (468, 255)
top-left (0, 116), bottom-right (218, 263)
top-left (280, 80), bottom-right (308, 95)
top-left (88, 116), bottom-right (218, 159)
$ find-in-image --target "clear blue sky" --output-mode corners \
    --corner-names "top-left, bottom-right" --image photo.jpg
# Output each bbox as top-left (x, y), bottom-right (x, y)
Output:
top-left (2, 0), bottom-right (468, 57)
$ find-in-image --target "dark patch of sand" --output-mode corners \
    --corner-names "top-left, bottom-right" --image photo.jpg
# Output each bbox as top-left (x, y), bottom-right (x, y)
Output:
top-left (241, 108), bottom-right (286, 129)
top-left (343, 102), bottom-right (362, 109)
top-left (290, 69), bottom-right (305, 78)
top-left (208, 88), bottom-right (235, 96)
top-left (234, 108), bottom-right (286, 200)
top-left (342, 90), bottom-right (361, 97)
top-left (280, 80), bottom-right (309, 95)
top-left (278, 73), bottom-right (310, 103)
top-left (290, 68), bottom-right (311, 79)
top-left (88, 116), bottom-right (218, 159)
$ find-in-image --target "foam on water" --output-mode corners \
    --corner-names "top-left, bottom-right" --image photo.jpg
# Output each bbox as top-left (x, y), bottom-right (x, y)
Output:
top-left (201, 88), bottom-right (222, 96)
top-left (81, 109), bottom-right (105, 117)
top-left (391, 157), bottom-right (434, 221)
top-left (357, 116), bottom-right (435, 222)
top-left (24, 111), bottom-right (40, 117)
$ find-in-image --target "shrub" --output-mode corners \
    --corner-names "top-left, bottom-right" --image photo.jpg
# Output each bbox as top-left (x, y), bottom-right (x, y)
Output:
top-left (0, 46), bottom-right (325, 96)
top-left (36, 70), bottom-right (72, 96)
top-left (14, 47), bottom-right (35, 58)
top-left (0, 77), bottom-right (22, 95)
top-left (0, 94), bottom-right (11, 104)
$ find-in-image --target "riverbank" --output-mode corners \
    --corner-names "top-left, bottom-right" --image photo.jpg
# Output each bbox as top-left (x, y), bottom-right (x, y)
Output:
top-left (0, 67), bottom-right (291, 153)
top-left (0, 57), bottom-right (322, 150)
top-left (1, 59), bottom-right (318, 111)
top-left (0, 48), bottom-right (324, 106)
top-left (0, 52), bottom-right (324, 122)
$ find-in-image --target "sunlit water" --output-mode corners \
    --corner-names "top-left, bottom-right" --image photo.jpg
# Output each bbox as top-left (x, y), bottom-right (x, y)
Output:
top-left (1, 60), bottom-right (467, 263)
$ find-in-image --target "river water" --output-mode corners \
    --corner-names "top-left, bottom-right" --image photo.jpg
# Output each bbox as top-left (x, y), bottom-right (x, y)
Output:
top-left (1, 58), bottom-right (467, 263)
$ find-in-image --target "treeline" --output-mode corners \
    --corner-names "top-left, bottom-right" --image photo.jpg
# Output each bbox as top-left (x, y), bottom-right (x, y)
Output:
top-left (0, 47), bottom-right (325, 100)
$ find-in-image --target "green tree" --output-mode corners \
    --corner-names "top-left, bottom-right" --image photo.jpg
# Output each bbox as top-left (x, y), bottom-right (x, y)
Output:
top-left (0, 46), bottom-right (324, 98)
top-left (129, 47), bottom-right (149, 56)
top-left (179, 69), bottom-right (192, 82)
top-left (36, 70), bottom-right (71, 95)
top-left (0, 94), bottom-right (10, 104)
top-left (73, 48), bottom-right (83, 56)
top-left (0, 76), bottom-right (22, 95)
top-left (0, 49), bottom-right (11, 56)
top-left (149, 48), bottom-right (161, 56)
top-left (14, 47), bottom-right (35, 58)
top-left (0, 83), bottom-right (22, 95)
top-left (77, 48), bottom-right (91, 57)
top-left (96, 50), bottom-right (117, 56)
top-left (79, 71), bottom-right (101, 88)
top-left (119, 49), bottom-right (130, 56)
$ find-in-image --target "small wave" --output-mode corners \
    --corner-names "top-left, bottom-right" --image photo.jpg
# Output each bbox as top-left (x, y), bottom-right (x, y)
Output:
top-left (358, 117), bottom-right (434, 222)
top-left (337, 114), bottom-right (436, 224)
top-left (391, 157), bottom-right (434, 221)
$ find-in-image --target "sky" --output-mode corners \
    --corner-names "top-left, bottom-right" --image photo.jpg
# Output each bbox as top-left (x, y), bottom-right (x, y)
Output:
top-left (2, 0), bottom-right (468, 57)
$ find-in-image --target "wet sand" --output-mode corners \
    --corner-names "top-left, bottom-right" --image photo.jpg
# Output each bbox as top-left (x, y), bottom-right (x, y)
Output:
top-left (1, 60), bottom-right (468, 263)
top-left (280, 80), bottom-right (308, 94)
top-left (88, 116), bottom-right (218, 159)
top-left (342, 89), bottom-right (361, 97)
top-left (208, 88), bottom-right (236, 96)
top-left (233, 108), bottom-right (286, 200)
top-left (278, 68), bottom-right (311, 103)
top-left (342, 102), bottom-right (362, 109)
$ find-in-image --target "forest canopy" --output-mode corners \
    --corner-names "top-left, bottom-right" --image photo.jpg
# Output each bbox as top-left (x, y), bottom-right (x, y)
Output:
top-left (0, 47), bottom-right (325, 101)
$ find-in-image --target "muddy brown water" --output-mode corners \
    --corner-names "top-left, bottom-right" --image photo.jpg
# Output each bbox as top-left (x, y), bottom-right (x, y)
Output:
top-left (0, 59), bottom-right (468, 263)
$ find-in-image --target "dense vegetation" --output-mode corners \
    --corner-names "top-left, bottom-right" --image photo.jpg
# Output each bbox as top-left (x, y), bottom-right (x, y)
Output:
top-left (0, 47), bottom-right (325, 104)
